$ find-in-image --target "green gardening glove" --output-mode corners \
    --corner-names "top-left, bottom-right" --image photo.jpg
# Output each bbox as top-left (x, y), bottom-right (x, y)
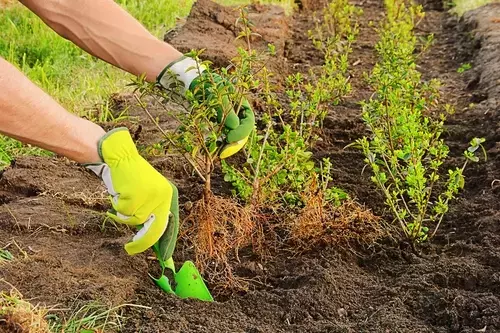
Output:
top-left (86, 128), bottom-right (179, 261)
top-left (157, 56), bottom-right (255, 159)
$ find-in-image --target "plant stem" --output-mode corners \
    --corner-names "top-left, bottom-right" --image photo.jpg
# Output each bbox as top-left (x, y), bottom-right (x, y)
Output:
top-left (134, 94), bottom-right (170, 140)
top-left (368, 157), bottom-right (409, 237)
top-left (252, 122), bottom-right (272, 192)
top-left (383, 93), bottom-right (396, 154)
top-left (185, 154), bottom-right (206, 182)
top-left (429, 160), bottom-right (468, 238)
top-left (203, 154), bottom-right (212, 203)
top-left (380, 154), bottom-right (417, 221)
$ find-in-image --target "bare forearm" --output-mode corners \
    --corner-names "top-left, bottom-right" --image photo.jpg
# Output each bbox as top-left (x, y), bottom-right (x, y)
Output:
top-left (19, 0), bottom-right (182, 81)
top-left (0, 57), bottom-right (105, 163)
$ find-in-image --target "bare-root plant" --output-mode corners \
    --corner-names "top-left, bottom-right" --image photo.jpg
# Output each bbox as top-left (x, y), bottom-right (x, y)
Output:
top-left (130, 7), bottom-right (267, 291)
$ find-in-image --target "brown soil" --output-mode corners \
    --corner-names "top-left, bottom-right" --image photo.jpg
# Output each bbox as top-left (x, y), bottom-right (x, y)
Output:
top-left (1, 0), bottom-right (500, 332)
top-left (165, 0), bottom-right (291, 69)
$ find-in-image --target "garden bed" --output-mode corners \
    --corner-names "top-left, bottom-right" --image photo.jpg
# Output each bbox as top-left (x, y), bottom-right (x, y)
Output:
top-left (1, 0), bottom-right (499, 332)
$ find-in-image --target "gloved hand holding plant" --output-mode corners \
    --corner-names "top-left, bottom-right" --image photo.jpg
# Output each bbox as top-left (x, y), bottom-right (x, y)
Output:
top-left (157, 55), bottom-right (255, 159)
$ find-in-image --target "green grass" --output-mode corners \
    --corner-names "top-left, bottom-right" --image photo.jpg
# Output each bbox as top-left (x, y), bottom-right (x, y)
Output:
top-left (0, 137), bottom-right (52, 169)
top-left (0, 249), bottom-right (14, 263)
top-left (117, 0), bottom-right (196, 37)
top-left (451, 0), bottom-right (499, 16)
top-left (47, 302), bottom-right (130, 333)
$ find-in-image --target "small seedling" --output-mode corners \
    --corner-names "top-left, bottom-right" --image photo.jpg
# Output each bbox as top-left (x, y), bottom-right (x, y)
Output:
top-left (457, 63), bottom-right (472, 73)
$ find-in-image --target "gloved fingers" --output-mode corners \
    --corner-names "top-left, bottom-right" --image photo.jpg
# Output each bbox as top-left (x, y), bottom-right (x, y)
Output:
top-left (108, 193), bottom-right (142, 219)
top-left (131, 214), bottom-right (156, 242)
top-left (226, 106), bottom-right (255, 143)
top-left (220, 136), bottom-right (249, 159)
top-left (122, 182), bottom-right (174, 255)
top-left (86, 164), bottom-right (119, 197)
top-left (216, 94), bottom-right (240, 129)
top-left (109, 184), bottom-right (172, 225)
top-left (124, 208), bottom-right (170, 256)
top-left (106, 194), bottom-right (146, 225)
top-left (106, 210), bottom-right (142, 226)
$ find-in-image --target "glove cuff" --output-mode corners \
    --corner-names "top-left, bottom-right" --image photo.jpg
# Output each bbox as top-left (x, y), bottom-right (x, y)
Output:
top-left (84, 127), bottom-right (135, 177)
top-left (157, 56), bottom-right (206, 93)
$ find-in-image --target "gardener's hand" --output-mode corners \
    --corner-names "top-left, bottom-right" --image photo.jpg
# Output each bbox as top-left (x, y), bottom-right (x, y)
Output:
top-left (86, 128), bottom-right (179, 261)
top-left (157, 56), bottom-right (255, 159)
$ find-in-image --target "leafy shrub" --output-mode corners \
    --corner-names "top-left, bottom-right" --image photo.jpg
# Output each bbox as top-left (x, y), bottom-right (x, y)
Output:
top-left (354, 0), bottom-right (485, 243)
top-left (222, 1), bottom-right (361, 208)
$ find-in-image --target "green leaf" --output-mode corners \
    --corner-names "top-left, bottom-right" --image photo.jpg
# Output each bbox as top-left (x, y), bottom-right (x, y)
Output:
top-left (467, 145), bottom-right (479, 153)
top-left (0, 249), bottom-right (13, 261)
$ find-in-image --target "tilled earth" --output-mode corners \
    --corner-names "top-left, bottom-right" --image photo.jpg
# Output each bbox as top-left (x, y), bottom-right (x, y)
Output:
top-left (1, 0), bottom-right (499, 332)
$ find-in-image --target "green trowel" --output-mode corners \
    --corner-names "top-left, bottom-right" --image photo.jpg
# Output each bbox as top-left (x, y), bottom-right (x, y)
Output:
top-left (149, 242), bottom-right (213, 302)
top-left (133, 181), bottom-right (213, 302)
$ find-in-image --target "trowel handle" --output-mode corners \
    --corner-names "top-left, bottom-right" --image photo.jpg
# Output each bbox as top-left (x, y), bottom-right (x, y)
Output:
top-left (151, 241), bottom-right (176, 272)
top-left (164, 257), bottom-right (176, 273)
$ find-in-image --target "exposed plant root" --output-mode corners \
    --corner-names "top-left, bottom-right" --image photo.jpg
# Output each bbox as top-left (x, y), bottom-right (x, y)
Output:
top-left (290, 195), bottom-right (383, 250)
top-left (180, 191), bottom-right (382, 293)
top-left (250, 209), bottom-right (274, 258)
top-left (182, 194), bottom-right (255, 292)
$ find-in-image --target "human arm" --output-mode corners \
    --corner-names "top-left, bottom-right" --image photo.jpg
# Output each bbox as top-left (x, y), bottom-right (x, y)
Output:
top-left (0, 56), bottom-right (104, 163)
top-left (19, 0), bottom-right (182, 82)
top-left (0, 56), bottom-right (178, 258)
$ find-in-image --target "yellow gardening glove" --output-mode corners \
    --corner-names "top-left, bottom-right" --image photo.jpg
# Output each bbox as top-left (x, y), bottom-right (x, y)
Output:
top-left (86, 128), bottom-right (179, 259)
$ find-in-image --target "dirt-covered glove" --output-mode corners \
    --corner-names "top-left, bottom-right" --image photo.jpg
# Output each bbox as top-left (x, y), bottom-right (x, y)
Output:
top-left (157, 56), bottom-right (255, 159)
top-left (86, 128), bottom-right (179, 261)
